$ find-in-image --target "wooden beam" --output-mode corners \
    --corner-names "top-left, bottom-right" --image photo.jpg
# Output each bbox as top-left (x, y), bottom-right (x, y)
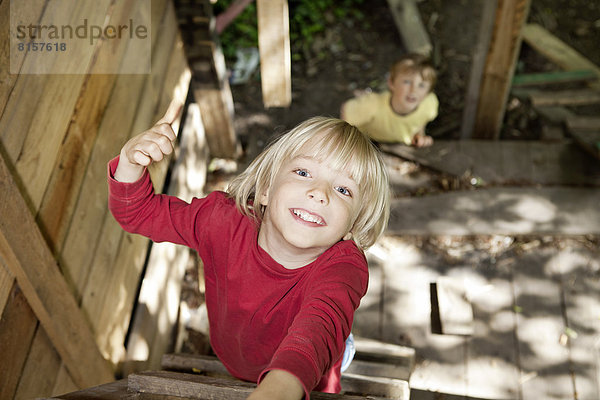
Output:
top-left (161, 353), bottom-right (410, 399)
top-left (0, 283), bottom-right (38, 399)
top-left (257, 0), bottom-right (292, 107)
top-left (128, 370), bottom-right (395, 400)
top-left (387, 0), bottom-right (432, 56)
top-left (522, 23), bottom-right (600, 90)
top-left (512, 69), bottom-right (597, 87)
top-left (472, 0), bottom-right (531, 139)
top-left (0, 151), bottom-right (114, 388)
top-left (527, 88), bottom-right (600, 107)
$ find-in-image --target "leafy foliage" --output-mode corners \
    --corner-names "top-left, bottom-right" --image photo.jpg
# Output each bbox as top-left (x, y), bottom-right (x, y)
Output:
top-left (214, 0), bottom-right (365, 62)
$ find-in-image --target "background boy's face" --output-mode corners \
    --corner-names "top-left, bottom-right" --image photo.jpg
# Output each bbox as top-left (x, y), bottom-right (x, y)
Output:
top-left (388, 71), bottom-right (431, 114)
top-left (258, 149), bottom-right (360, 265)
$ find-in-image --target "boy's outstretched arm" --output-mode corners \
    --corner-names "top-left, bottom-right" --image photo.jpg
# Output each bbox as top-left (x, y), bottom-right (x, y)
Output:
top-left (114, 100), bottom-right (182, 183)
top-left (247, 369), bottom-right (304, 400)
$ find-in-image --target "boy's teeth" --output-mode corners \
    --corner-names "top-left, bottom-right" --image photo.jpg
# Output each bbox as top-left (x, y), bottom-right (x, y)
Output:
top-left (293, 209), bottom-right (323, 225)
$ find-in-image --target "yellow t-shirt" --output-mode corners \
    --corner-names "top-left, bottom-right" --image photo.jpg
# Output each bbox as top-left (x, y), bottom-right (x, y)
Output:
top-left (342, 91), bottom-right (438, 144)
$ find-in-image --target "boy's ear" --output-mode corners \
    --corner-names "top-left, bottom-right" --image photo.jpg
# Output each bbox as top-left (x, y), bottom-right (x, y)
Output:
top-left (342, 231), bottom-right (352, 241)
top-left (387, 75), bottom-right (395, 91)
top-left (259, 190), bottom-right (269, 206)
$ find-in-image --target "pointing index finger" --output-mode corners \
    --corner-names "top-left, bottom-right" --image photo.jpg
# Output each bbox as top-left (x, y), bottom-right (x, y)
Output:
top-left (157, 98), bottom-right (183, 126)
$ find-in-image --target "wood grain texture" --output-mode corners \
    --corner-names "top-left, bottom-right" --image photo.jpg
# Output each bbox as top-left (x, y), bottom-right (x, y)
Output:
top-left (0, 150), bottom-right (114, 388)
top-left (473, 0), bottom-right (531, 139)
top-left (257, 0), bottom-right (292, 107)
top-left (0, 283), bottom-right (38, 400)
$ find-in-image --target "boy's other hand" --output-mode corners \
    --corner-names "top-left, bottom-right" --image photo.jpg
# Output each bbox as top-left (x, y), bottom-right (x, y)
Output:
top-left (114, 100), bottom-right (182, 182)
top-left (412, 133), bottom-right (433, 148)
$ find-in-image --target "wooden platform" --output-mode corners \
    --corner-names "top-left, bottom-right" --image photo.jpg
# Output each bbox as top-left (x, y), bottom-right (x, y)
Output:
top-left (355, 235), bottom-right (600, 400)
top-left (379, 140), bottom-right (600, 186)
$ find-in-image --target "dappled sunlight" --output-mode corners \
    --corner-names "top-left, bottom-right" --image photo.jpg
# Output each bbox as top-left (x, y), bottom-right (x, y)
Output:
top-left (489, 310), bottom-right (516, 333)
top-left (354, 232), bottom-right (600, 399)
top-left (518, 316), bottom-right (569, 366)
top-left (508, 194), bottom-right (557, 223)
top-left (467, 357), bottom-right (520, 399)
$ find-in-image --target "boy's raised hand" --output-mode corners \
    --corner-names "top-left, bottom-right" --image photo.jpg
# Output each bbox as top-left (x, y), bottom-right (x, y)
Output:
top-left (114, 100), bottom-right (182, 183)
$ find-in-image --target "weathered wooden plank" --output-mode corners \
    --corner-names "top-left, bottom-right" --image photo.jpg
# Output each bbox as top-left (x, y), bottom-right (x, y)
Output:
top-left (466, 260), bottom-right (521, 399)
top-left (473, 0), bottom-right (531, 139)
top-left (51, 364), bottom-right (78, 398)
top-left (534, 105), bottom-right (576, 125)
top-left (0, 283), bottom-right (38, 400)
top-left (341, 373), bottom-right (409, 399)
top-left (0, 150), bottom-right (114, 388)
top-left (386, 0), bottom-right (432, 56)
top-left (353, 252), bottom-right (384, 339)
top-left (81, 20), bottom-right (190, 367)
top-left (14, 326), bottom-right (61, 400)
top-left (387, 187), bottom-right (600, 236)
top-left (180, 1), bottom-right (239, 158)
top-left (46, 379), bottom-right (131, 400)
top-left (256, 0), bottom-right (292, 107)
top-left (572, 131), bottom-right (600, 159)
top-left (512, 69), bottom-right (597, 87)
top-left (193, 83), bottom-right (240, 158)
top-left (522, 23), bottom-right (600, 90)
top-left (60, 0), bottom-right (175, 298)
top-left (528, 89), bottom-right (600, 107)
top-left (36, 0), bottom-right (153, 253)
top-left (5, 0), bottom-right (113, 210)
top-left (353, 335), bottom-right (415, 375)
top-left (128, 370), bottom-right (393, 400)
top-left (559, 247), bottom-right (600, 400)
top-left (344, 360), bottom-right (411, 383)
top-left (460, 0), bottom-right (497, 139)
top-left (0, 260), bottom-right (14, 314)
top-left (379, 140), bottom-right (600, 186)
top-left (161, 353), bottom-right (409, 399)
top-left (0, 0), bottom-right (46, 111)
top-left (434, 276), bottom-right (474, 336)
top-left (513, 249), bottom-right (574, 399)
top-left (161, 353), bottom-right (231, 375)
top-left (566, 116), bottom-right (600, 131)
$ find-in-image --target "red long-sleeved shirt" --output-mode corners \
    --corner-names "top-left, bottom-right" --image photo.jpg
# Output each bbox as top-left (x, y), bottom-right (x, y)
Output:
top-left (107, 157), bottom-right (368, 398)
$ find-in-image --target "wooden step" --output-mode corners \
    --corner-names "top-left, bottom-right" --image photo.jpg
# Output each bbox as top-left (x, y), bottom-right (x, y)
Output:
top-left (162, 352), bottom-right (411, 399)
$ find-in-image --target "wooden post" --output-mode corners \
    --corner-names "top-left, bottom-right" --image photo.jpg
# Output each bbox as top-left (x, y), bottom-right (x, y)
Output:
top-left (460, 0), bottom-right (497, 139)
top-left (472, 0), bottom-right (531, 140)
top-left (177, 0), bottom-right (240, 158)
top-left (256, 0), bottom-right (292, 107)
top-left (387, 0), bottom-right (432, 56)
top-left (0, 152), bottom-right (114, 389)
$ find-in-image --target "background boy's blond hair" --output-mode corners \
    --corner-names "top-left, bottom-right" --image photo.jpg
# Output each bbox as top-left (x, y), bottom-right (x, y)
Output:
top-left (227, 117), bottom-right (390, 250)
top-left (390, 53), bottom-right (437, 90)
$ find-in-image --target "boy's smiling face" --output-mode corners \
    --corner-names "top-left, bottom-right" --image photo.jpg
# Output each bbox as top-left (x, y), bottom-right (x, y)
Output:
top-left (258, 150), bottom-right (361, 269)
top-left (388, 71), bottom-right (431, 115)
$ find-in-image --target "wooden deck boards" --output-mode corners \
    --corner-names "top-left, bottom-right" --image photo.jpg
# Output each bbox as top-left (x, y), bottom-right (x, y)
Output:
top-left (358, 237), bottom-right (600, 400)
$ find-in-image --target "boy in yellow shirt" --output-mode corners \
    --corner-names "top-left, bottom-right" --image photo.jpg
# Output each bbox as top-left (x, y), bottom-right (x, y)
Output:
top-left (341, 53), bottom-right (438, 147)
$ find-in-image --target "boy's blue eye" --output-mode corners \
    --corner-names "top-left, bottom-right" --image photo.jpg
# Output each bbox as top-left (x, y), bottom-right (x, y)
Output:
top-left (295, 169), bottom-right (309, 177)
top-left (335, 186), bottom-right (351, 196)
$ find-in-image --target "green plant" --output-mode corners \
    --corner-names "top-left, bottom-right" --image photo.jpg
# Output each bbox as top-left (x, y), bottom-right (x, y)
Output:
top-left (214, 0), bottom-right (365, 63)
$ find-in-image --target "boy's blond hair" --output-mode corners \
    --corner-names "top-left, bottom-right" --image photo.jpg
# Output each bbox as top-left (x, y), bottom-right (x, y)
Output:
top-left (390, 53), bottom-right (437, 89)
top-left (227, 117), bottom-right (390, 250)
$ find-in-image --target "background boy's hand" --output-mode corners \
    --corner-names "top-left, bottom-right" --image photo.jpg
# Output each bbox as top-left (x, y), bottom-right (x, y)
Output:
top-left (412, 132), bottom-right (433, 148)
top-left (114, 100), bottom-right (182, 182)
